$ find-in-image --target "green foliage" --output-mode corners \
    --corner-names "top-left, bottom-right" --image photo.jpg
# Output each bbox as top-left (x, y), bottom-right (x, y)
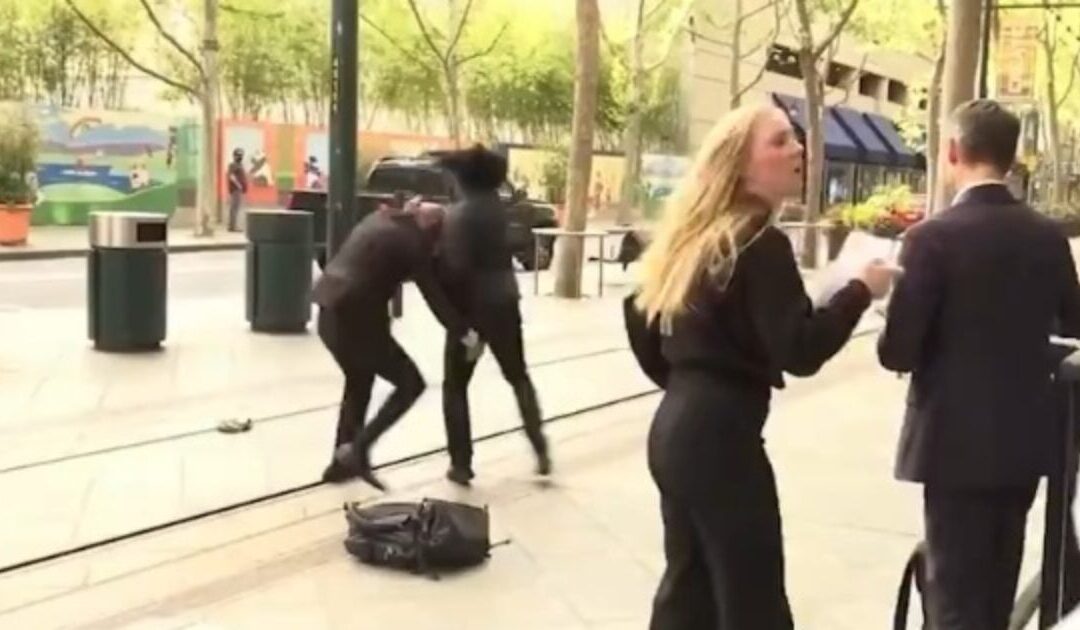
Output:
top-left (540, 150), bottom-right (568, 205)
top-left (0, 102), bottom-right (41, 205)
top-left (828, 183), bottom-right (920, 237)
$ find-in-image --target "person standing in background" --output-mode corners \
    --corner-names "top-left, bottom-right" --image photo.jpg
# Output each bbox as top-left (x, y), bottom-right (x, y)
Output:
top-left (227, 148), bottom-right (247, 232)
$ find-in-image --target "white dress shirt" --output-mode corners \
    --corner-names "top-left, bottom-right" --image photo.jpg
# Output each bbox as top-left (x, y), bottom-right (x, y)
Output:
top-left (951, 180), bottom-right (1007, 206)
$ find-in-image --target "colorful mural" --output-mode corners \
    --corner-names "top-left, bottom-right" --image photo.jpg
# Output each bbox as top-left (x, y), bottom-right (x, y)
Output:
top-left (32, 106), bottom-right (180, 226)
top-left (217, 120), bottom-right (457, 209)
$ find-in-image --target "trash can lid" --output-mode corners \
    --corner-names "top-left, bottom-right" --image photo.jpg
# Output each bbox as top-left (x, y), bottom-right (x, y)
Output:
top-left (89, 212), bottom-right (169, 249)
top-left (246, 209), bottom-right (314, 244)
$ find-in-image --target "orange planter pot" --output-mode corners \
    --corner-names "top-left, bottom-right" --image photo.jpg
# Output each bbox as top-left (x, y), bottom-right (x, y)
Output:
top-left (0, 203), bottom-right (32, 246)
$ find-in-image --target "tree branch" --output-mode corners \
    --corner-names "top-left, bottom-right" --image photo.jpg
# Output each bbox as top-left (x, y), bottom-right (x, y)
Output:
top-left (1056, 43), bottom-right (1080, 107)
top-left (137, 0), bottom-right (205, 80)
top-left (705, 0), bottom-right (779, 33)
top-left (459, 22), bottom-right (509, 66)
top-left (404, 0), bottom-right (449, 65)
top-left (360, 14), bottom-right (438, 74)
top-left (65, 0), bottom-right (199, 98)
top-left (446, 0), bottom-right (476, 58)
top-left (734, 56), bottom-right (771, 102)
top-left (813, 0), bottom-right (860, 60)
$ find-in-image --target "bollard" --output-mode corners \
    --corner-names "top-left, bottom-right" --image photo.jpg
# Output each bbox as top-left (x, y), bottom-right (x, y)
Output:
top-left (87, 212), bottom-right (168, 352)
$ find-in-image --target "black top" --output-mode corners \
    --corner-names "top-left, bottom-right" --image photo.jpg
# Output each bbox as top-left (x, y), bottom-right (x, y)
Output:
top-left (227, 161), bottom-right (247, 194)
top-left (626, 225), bottom-right (871, 392)
top-left (313, 210), bottom-right (467, 336)
top-left (438, 191), bottom-right (520, 315)
top-left (879, 183), bottom-right (1080, 487)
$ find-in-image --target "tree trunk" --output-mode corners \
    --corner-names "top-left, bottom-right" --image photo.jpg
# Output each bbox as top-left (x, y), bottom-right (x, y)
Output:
top-left (445, 63), bottom-right (463, 148)
top-left (799, 52), bottom-right (824, 268)
top-left (196, 0), bottom-right (220, 237)
top-left (617, 0), bottom-right (647, 226)
top-left (729, 0), bottom-right (743, 108)
top-left (925, 39), bottom-right (946, 213)
top-left (933, 0), bottom-right (982, 211)
top-left (555, 0), bottom-right (601, 299)
top-left (1044, 31), bottom-right (1066, 205)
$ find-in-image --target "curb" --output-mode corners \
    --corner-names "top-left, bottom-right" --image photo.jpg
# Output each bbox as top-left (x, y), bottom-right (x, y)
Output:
top-left (0, 242), bottom-right (246, 262)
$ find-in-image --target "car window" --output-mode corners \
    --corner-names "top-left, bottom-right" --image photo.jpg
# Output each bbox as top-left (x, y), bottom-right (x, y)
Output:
top-left (367, 166), bottom-right (450, 197)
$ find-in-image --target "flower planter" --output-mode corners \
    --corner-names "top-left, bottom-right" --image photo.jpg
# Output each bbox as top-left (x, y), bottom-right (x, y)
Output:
top-left (826, 224), bottom-right (850, 261)
top-left (0, 203), bottom-right (32, 246)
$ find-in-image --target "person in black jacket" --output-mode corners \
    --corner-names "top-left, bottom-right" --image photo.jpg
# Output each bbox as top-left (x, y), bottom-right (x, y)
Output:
top-left (435, 145), bottom-right (551, 486)
top-left (314, 199), bottom-right (480, 491)
top-left (879, 100), bottom-right (1080, 630)
top-left (630, 105), bottom-right (895, 629)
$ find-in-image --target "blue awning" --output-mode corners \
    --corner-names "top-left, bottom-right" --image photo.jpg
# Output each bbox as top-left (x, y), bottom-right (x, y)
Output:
top-left (772, 93), bottom-right (860, 163)
top-left (863, 113), bottom-right (921, 169)
top-left (831, 106), bottom-right (893, 166)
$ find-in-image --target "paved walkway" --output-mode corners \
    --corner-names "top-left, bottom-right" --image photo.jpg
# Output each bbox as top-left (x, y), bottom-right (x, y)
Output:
top-left (0, 335), bottom-right (1051, 629)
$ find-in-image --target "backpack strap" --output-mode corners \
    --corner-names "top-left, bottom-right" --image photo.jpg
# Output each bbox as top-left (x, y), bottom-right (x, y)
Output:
top-left (894, 542), bottom-right (928, 630)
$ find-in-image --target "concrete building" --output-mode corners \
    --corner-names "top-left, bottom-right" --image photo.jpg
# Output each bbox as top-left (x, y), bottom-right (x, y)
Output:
top-left (681, 0), bottom-right (934, 204)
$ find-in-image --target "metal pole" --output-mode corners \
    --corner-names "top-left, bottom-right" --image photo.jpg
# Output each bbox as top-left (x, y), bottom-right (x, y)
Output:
top-left (978, 0), bottom-right (994, 98)
top-left (328, 0), bottom-right (358, 260)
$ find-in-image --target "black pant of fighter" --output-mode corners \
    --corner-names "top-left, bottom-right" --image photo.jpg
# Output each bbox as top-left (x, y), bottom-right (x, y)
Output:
top-left (318, 302), bottom-right (424, 490)
top-left (442, 301), bottom-right (549, 484)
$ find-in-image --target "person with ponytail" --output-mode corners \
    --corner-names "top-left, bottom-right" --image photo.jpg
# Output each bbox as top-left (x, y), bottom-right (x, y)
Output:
top-left (632, 104), bottom-right (896, 629)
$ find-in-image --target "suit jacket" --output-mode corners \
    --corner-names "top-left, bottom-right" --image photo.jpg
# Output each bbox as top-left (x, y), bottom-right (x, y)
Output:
top-left (313, 209), bottom-right (467, 336)
top-left (438, 191), bottom-right (520, 319)
top-left (879, 184), bottom-right (1080, 488)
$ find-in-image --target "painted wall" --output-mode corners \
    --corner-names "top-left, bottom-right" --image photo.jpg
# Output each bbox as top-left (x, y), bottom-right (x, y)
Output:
top-left (216, 120), bottom-right (457, 209)
top-left (31, 106), bottom-right (180, 226)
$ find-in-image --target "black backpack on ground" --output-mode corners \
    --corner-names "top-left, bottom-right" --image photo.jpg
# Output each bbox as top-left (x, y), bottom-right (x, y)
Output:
top-left (343, 498), bottom-right (498, 577)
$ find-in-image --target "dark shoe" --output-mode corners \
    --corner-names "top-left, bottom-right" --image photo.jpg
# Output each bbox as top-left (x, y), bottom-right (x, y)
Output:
top-left (447, 466), bottom-right (475, 487)
top-left (321, 459), bottom-right (355, 484)
top-left (536, 453), bottom-right (552, 477)
top-left (352, 447), bottom-right (387, 492)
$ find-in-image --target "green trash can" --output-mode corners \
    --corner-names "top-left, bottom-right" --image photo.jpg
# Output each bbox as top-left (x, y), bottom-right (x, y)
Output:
top-left (246, 209), bottom-right (314, 333)
top-left (87, 212), bottom-right (168, 352)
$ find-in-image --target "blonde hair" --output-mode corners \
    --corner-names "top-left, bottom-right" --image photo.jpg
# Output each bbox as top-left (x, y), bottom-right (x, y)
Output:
top-left (635, 104), bottom-right (776, 331)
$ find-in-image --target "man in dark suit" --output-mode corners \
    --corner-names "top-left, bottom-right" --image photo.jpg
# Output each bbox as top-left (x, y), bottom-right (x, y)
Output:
top-left (436, 145), bottom-right (551, 486)
top-left (314, 199), bottom-right (480, 490)
top-left (879, 99), bottom-right (1080, 630)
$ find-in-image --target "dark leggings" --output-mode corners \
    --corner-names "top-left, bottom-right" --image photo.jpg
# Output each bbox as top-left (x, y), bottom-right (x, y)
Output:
top-left (647, 375), bottom-right (793, 630)
top-left (442, 301), bottom-right (547, 469)
top-left (318, 305), bottom-right (425, 455)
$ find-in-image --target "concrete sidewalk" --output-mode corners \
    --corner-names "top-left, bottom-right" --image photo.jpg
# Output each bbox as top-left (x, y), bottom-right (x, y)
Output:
top-left (0, 336), bottom-right (1050, 630)
top-left (0, 225), bottom-right (247, 262)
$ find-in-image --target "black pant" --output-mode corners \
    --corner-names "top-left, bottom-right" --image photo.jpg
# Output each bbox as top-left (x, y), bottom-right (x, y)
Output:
top-left (317, 304), bottom-right (425, 456)
top-left (442, 301), bottom-right (547, 470)
top-left (922, 484), bottom-right (1038, 630)
top-left (647, 374), bottom-right (792, 630)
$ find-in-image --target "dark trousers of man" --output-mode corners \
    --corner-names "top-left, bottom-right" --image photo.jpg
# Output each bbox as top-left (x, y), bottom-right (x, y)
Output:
top-left (317, 302), bottom-right (425, 457)
top-left (228, 190), bottom-right (243, 232)
top-left (442, 301), bottom-right (547, 470)
top-left (922, 484), bottom-right (1038, 630)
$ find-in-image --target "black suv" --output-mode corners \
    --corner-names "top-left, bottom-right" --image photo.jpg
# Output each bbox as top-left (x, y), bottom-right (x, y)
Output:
top-left (364, 155), bottom-right (558, 270)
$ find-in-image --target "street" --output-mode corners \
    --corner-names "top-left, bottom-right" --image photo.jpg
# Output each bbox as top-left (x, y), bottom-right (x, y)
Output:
top-left (0, 251), bottom-right (249, 310)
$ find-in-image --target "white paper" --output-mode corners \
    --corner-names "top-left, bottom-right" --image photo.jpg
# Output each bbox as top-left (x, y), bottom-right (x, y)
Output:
top-left (811, 232), bottom-right (899, 307)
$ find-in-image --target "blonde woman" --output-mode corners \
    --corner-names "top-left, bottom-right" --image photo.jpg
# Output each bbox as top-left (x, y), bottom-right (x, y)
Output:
top-left (633, 105), bottom-right (896, 629)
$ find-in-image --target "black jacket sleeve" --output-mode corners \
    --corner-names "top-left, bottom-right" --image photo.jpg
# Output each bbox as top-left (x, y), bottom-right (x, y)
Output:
top-left (623, 293), bottom-right (668, 388)
top-left (414, 261), bottom-right (468, 337)
top-left (747, 229), bottom-right (872, 377)
top-left (878, 222), bottom-right (943, 373)
top-left (440, 206), bottom-right (473, 284)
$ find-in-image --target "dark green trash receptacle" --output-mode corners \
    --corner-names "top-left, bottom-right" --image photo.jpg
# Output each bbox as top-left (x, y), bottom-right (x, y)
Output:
top-left (87, 212), bottom-right (168, 352)
top-left (246, 209), bottom-right (314, 333)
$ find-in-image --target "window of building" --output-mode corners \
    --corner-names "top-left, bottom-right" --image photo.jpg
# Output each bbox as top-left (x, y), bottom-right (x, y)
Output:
top-left (859, 73), bottom-right (884, 98)
top-left (827, 62), bottom-right (856, 88)
top-left (766, 45), bottom-right (802, 79)
top-left (888, 80), bottom-right (909, 105)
